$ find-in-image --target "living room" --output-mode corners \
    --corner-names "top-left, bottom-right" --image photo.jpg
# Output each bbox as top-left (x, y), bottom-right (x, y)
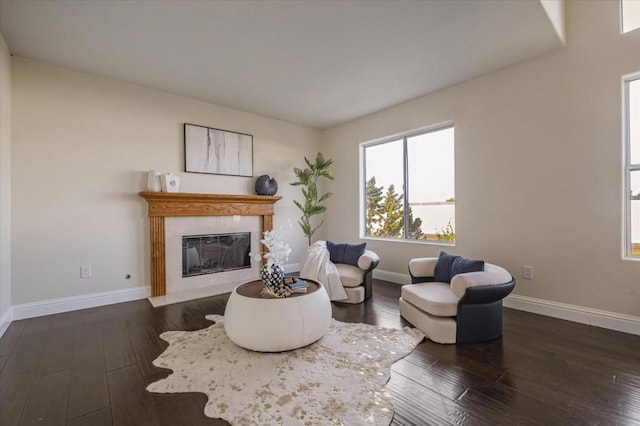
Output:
top-left (0, 0), bottom-right (639, 425)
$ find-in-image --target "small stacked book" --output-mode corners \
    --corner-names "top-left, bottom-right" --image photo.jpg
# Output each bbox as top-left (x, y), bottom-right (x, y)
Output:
top-left (284, 277), bottom-right (310, 293)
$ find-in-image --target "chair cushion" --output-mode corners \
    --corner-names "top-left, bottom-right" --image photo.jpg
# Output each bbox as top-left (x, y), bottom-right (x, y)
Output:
top-left (327, 241), bottom-right (367, 266)
top-left (334, 263), bottom-right (364, 287)
top-left (434, 251), bottom-right (484, 283)
top-left (399, 297), bottom-right (457, 344)
top-left (401, 282), bottom-right (460, 317)
top-left (450, 263), bottom-right (512, 297)
top-left (357, 250), bottom-right (379, 270)
top-left (409, 257), bottom-right (437, 279)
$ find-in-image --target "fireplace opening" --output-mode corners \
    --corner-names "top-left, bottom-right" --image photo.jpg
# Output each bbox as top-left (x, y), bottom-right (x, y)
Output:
top-left (182, 232), bottom-right (251, 277)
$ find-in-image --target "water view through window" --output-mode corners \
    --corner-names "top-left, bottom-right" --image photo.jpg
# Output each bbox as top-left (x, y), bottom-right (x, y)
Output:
top-left (363, 125), bottom-right (455, 243)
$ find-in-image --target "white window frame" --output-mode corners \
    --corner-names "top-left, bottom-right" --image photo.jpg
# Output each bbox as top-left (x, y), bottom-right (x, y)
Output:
top-left (624, 73), bottom-right (640, 259)
top-left (621, 0), bottom-right (640, 34)
top-left (359, 122), bottom-right (455, 245)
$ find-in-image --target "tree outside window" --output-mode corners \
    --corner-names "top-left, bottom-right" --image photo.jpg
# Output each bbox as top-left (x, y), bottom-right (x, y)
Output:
top-left (362, 125), bottom-right (455, 243)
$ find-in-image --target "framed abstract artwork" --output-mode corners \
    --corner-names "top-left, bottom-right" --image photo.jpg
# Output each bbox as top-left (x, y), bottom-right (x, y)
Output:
top-left (184, 123), bottom-right (253, 177)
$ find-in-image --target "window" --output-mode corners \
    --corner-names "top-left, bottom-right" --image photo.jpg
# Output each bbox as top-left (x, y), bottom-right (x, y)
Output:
top-left (622, 0), bottom-right (640, 33)
top-left (625, 76), bottom-right (640, 257)
top-left (362, 125), bottom-right (455, 243)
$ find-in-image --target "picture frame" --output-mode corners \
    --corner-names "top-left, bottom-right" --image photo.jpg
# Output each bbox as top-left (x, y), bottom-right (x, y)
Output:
top-left (184, 123), bottom-right (253, 177)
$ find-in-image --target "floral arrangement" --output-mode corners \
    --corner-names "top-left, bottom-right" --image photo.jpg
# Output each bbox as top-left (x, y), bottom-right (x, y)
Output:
top-left (251, 228), bottom-right (292, 298)
top-left (251, 229), bottom-right (291, 266)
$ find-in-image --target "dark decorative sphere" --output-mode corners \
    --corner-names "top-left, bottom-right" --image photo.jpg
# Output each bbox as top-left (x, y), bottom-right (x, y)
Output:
top-left (255, 175), bottom-right (278, 195)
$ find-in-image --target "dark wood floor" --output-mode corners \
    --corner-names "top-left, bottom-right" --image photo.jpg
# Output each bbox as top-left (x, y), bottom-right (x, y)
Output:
top-left (1, 280), bottom-right (639, 425)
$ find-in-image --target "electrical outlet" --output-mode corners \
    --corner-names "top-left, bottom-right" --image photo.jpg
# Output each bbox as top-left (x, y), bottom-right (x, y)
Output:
top-left (523, 265), bottom-right (534, 280)
top-left (80, 265), bottom-right (92, 278)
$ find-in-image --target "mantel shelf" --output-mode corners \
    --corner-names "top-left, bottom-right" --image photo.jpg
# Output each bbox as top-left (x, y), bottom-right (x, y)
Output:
top-left (138, 191), bottom-right (282, 217)
top-left (138, 191), bottom-right (282, 296)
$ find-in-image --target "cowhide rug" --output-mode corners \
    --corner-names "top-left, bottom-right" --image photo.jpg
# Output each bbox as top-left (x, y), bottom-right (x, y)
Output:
top-left (147, 315), bottom-right (424, 425)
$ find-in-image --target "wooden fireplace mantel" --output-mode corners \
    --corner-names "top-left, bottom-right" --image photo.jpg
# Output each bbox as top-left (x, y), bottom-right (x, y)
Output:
top-left (138, 192), bottom-right (282, 297)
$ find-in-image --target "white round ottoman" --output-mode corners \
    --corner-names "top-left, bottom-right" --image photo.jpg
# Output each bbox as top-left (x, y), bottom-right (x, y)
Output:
top-left (224, 280), bottom-right (332, 352)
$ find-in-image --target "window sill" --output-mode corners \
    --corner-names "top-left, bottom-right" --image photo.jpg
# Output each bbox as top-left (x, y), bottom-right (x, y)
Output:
top-left (362, 235), bottom-right (455, 247)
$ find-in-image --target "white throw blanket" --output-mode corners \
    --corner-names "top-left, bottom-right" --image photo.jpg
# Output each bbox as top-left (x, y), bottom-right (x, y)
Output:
top-left (300, 240), bottom-right (348, 301)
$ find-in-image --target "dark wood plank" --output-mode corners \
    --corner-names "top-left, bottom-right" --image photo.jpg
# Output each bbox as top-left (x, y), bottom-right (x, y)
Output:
top-left (163, 295), bottom-right (224, 330)
top-left (125, 324), bottom-right (169, 385)
top-left (19, 315), bottom-right (53, 337)
top-left (101, 321), bottom-right (137, 372)
top-left (67, 345), bottom-right (110, 421)
top-left (119, 299), bottom-right (178, 336)
top-left (0, 320), bottom-right (25, 357)
top-left (0, 367), bottom-right (37, 425)
top-left (118, 299), bottom-right (156, 326)
top-left (73, 322), bottom-right (102, 351)
top-left (67, 408), bottom-right (112, 426)
top-left (392, 357), bottom-right (469, 401)
top-left (36, 328), bottom-right (75, 376)
top-left (1, 280), bottom-right (639, 425)
top-left (19, 370), bottom-right (71, 426)
top-left (160, 301), bottom-right (213, 332)
top-left (617, 370), bottom-right (640, 387)
top-left (386, 373), bottom-right (470, 425)
top-left (152, 393), bottom-right (229, 426)
top-left (2, 333), bottom-right (47, 371)
top-left (76, 304), bottom-right (123, 325)
top-left (412, 344), bottom-right (504, 382)
top-left (457, 381), bottom-right (607, 426)
top-left (491, 351), bottom-right (639, 421)
top-left (1, 400), bottom-right (29, 426)
top-left (108, 365), bottom-right (160, 426)
top-left (50, 310), bottom-right (83, 332)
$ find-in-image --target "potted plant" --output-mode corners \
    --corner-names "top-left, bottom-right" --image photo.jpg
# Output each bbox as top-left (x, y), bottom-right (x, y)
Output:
top-left (290, 152), bottom-right (334, 245)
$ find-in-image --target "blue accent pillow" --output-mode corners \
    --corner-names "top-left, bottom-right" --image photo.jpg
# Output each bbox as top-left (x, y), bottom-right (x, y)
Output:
top-left (326, 241), bottom-right (366, 266)
top-left (434, 251), bottom-right (458, 282)
top-left (326, 241), bottom-right (344, 263)
top-left (451, 256), bottom-right (484, 279)
top-left (434, 251), bottom-right (484, 282)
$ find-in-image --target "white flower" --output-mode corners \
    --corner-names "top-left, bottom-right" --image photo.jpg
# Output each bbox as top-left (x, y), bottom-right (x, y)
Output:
top-left (250, 229), bottom-right (291, 265)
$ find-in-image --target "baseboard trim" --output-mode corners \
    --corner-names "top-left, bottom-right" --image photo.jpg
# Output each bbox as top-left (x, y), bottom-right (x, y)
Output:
top-left (15, 274), bottom-right (633, 337)
top-left (0, 308), bottom-right (13, 338)
top-left (373, 269), bottom-right (409, 285)
top-left (503, 294), bottom-right (640, 337)
top-left (11, 286), bottom-right (150, 321)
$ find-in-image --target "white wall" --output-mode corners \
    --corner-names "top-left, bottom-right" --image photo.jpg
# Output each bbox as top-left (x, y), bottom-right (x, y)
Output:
top-left (0, 33), bottom-right (11, 331)
top-left (11, 57), bottom-right (320, 305)
top-left (321, 0), bottom-right (640, 317)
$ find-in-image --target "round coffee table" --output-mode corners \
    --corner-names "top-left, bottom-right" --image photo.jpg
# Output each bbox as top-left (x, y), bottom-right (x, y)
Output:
top-left (224, 279), bottom-right (331, 352)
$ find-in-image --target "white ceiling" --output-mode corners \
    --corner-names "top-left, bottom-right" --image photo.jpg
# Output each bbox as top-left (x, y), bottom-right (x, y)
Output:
top-left (0, 0), bottom-right (563, 129)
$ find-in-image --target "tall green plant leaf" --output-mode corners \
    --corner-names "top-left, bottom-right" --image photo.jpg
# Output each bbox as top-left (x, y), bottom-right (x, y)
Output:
top-left (290, 152), bottom-right (334, 245)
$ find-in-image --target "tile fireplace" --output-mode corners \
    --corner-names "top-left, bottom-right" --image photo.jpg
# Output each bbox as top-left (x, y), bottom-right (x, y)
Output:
top-left (138, 192), bottom-right (281, 297)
